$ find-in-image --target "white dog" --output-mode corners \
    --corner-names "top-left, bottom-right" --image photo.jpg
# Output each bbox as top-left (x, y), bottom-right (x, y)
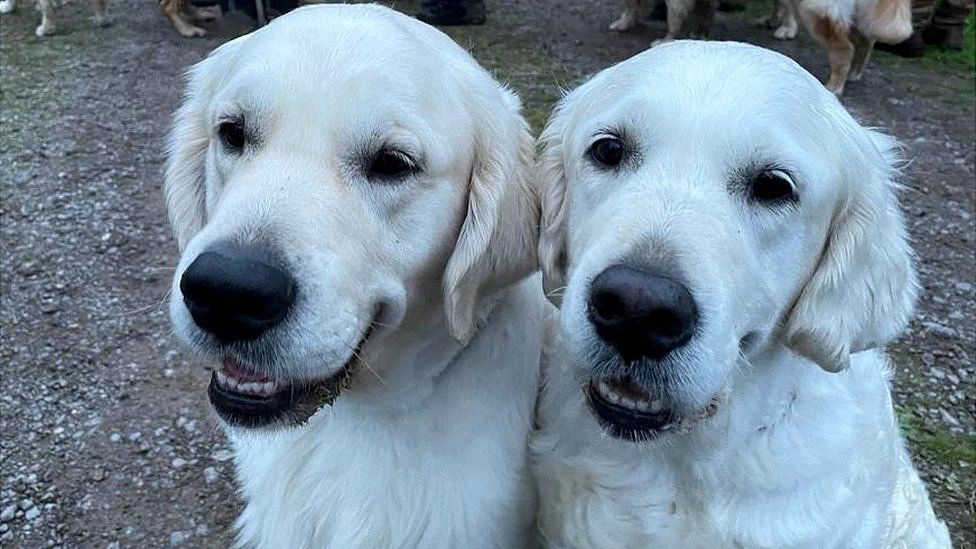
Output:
top-left (531, 41), bottom-right (951, 548)
top-left (165, 5), bottom-right (544, 547)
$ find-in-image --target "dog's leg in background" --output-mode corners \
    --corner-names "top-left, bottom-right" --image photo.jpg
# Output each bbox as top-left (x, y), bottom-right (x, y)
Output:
top-left (654, 0), bottom-right (692, 44)
top-left (773, 0), bottom-right (798, 39)
top-left (0, 0), bottom-right (14, 15)
top-left (160, 0), bottom-right (206, 37)
top-left (35, 0), bottom-right (55, 36)
top-left (610, 0), bottom-right (643, 30)
top-left (803, 12), bottom-right (854, 94)
top-left (688, 0), bottom-right (718, 38)
top-left (848, 28), bottom-right (874, 81)
top-left (180, 2), bottom-right (220, 22)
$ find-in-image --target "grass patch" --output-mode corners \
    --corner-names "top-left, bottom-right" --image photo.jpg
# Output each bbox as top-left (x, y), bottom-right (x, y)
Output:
top-left (897, 405), bottom-right (976, 467)
top-left (917, 14), bottom-right (976, 72)
top-left (728, 0), bottom-right (773, 25)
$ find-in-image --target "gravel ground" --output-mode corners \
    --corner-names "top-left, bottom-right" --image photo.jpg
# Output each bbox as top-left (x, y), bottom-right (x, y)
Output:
top-left (0, 0), bottom-right (973, 547)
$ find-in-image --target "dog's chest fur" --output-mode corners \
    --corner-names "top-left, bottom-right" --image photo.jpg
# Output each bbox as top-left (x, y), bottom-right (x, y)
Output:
top-left (230, 280), bottom-right (544, 549)
top-left (533, 348), bottom-right (946, 548)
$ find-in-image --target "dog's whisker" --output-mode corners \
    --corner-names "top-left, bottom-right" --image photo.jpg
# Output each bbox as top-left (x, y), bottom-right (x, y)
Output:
top-left (545, 285), bottom-right (568, 298)
top-left (120, 289), bottom-right (172, 317)
top-left (340, 337), bottom-right (385, 386)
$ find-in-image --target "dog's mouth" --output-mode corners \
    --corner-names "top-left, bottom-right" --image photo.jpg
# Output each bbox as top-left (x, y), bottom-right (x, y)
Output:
top-left (208, 326), bottom-right (374, 429)
top-left (585, 376), bottom-right (718, 442)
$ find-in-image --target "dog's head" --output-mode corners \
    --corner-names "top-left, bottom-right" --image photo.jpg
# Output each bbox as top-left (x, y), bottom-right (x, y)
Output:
top-left (165, 5), bottom-right (537, 429)
top-left (538, 41), bottom-right (916, 442)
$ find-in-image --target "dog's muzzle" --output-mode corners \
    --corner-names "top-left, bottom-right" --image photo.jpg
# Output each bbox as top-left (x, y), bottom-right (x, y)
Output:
top-left (177, 242), bottom-right (374, 428)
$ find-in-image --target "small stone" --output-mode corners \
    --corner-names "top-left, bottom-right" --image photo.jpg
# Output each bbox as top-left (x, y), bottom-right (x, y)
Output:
top-left (109, 433), bottom-right (121, 443)
top-left (19, 499), bottom-right (34, 511)
top-left (24, 507), bottom-right (40, 521)
top-left (0, 504), bottom-right (16, 522)
top-left (195, 524), bottom-right (210, 536)
top-left (107, 542), bottom-right (120, 549)
top-left (170, 531), bottom-right (188, 546)
top-left (171, 458), bottom-right (187, 469)
top-left (202, 467), bottom-right (218, 484)
top-left (211, 449), bottom-right (233, 462)
top-left (922, 321), bottom-right (956, 339)
top-left (931, 367), bottom-right (946, 380)
top-left (128, 432), bottom-right (142, 442)
top-left (939, 408), bottom-right (961, 428)
top-left (954, 281), bottom-right (972, 293)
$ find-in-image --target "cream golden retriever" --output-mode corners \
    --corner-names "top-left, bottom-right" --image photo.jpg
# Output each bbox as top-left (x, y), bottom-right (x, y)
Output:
top-left (531, 41), bottom-right (950, 548)
top-left (165, 5), bottom-right (544, 547)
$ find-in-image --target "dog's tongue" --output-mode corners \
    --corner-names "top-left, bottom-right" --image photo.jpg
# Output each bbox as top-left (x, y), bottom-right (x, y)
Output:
top-left (221, 357), bottom-right (269, 383)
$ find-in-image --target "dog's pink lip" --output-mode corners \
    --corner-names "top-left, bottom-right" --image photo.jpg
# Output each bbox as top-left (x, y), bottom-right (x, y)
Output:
top-left (220, 356), bottom-right (271, 383)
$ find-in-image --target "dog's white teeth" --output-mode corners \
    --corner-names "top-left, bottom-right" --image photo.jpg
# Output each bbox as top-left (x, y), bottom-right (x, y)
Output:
top-left (619, 396), bottom-right (636, 409)
top-left (217, 371), bottom-right (239, 390)
top-left (216, 371), bottom-right (282, 396)
top-left (634, 399), bottom-right (650, 412)
top-left (598, 383), bottom-right (621, 404)
top-left (233, 380), bottom-right (281, 396)
top-left (649, 399), bottom-right (663, 413)
top-left (238, 382), bottom-right (260, 394)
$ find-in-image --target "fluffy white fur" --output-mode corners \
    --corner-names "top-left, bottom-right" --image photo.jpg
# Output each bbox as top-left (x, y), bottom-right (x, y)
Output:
top-left (531, 41), bottom-right (951, 548)
top-left (165, 5), bottom-right (544, 547)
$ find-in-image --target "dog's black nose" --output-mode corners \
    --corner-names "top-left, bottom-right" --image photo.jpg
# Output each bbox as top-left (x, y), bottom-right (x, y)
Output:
top-left (180, 245), bottom-right (296, 343)
top-left (588, 265), bottom-right (697, 362)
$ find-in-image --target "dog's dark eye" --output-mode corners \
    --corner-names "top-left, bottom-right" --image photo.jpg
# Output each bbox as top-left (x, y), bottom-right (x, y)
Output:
top-left (218, 119), bottom-right (247, 151)
top-left (589, 137), bottom-right (625, 167)
top-left (368, 150), bottom-right (415, 179)
top-left (750, 170), bottom-right (796, 203)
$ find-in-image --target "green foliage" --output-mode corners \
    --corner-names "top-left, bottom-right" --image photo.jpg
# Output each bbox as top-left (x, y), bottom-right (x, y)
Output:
top-left (897, 405), bottom-right (976, 467)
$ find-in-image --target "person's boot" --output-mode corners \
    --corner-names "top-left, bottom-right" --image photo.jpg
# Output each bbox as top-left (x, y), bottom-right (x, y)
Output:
top-left (416, 0), bottom-right (486, 25)
top-left (718, 0), bottom-right (746, 12)
top-left (922, 25), bottom-right (965, 50)
top-left (875, 30), bottom-right (927, 57)
top-left (650, 0), bottom-right (667, 20)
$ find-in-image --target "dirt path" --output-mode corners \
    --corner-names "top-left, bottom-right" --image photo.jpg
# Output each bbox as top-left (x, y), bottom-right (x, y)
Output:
top-left (0, 0), bottom-right (972, 547)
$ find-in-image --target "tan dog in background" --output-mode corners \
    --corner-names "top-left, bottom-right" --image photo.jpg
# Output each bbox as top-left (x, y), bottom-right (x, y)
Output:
top-left (764, 0), bottom-right (912, 94)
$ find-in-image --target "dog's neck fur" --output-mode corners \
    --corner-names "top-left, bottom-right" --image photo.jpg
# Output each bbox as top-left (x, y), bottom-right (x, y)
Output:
top-left (535, 340), bottom-right (910, 547)
top-left (231, 277), bottom-right (544, 549)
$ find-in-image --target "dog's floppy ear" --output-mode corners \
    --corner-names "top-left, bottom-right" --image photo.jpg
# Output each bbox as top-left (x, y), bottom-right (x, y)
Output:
top-left (164, 36), bottom-right (248, 250)
top-left (443, 87), bottom-right (540, 344)
top-left (785, 130), bottom-right (918, 372)
top-left (536, 105), bottom-right (570, 307)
